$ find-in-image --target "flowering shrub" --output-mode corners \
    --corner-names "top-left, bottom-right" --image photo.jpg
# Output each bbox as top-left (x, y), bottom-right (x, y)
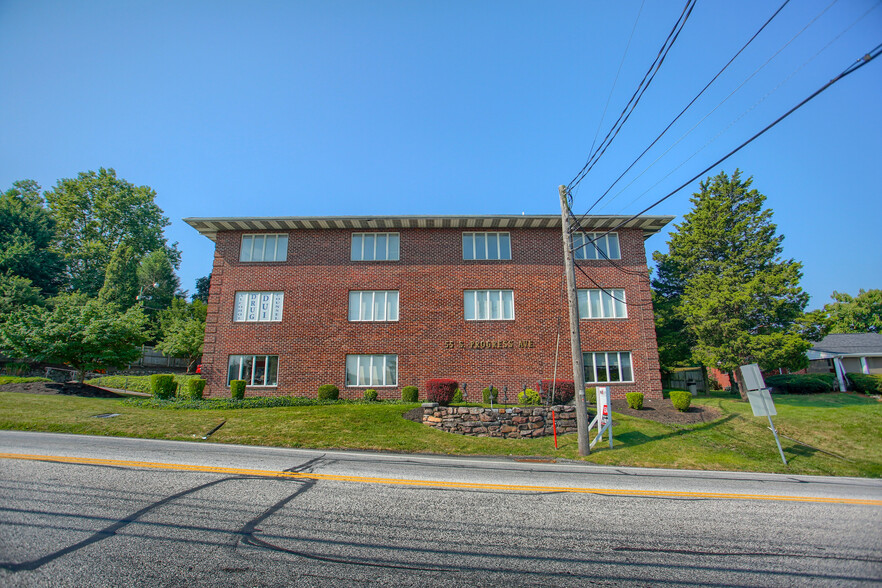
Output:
top-left (426, 378), bottom-right (458, 406)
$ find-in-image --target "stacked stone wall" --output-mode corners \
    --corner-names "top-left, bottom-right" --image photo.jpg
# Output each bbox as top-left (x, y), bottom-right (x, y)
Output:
top-left (422, 404), bottom-right (577, 438)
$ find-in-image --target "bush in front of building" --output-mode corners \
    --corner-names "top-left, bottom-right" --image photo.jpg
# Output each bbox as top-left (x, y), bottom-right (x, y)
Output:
top-left (426, 379), bottom-right (458, 406)
top-left (847, 373), bottom-right (882, 394)
top-left (517, 388), bottom-right (540, 405)
top-left (401, 386), bottom-right (419, 402)
top-left (150, 374), bottom-right (177, 400)
top-left (482, 386), bottom-right (498, 403)
top-left (670, 390), bottom-right (692, 412)
top-left (626, 392), bottom-right (644, 410)
top-left (586, 387), bottom-right (597, 405)
top-left (452, 388), bottom-right (463, 403)
top-left (765, 373), bottom-right (835, 394)
top-left (230, 380), bottom-right (246, 400)
top-left (363, 389), bottom-right (378, 401)
top-left (318, 384), bottom-right (340, 400)
top-left (181, 378), bottom-right (207, 400)
top-left (539, 379), bottom-right (575, 404)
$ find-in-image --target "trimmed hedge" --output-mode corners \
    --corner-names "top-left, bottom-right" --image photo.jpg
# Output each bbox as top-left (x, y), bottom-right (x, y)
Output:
top-left (363, 389), bottom-right (378, 401)
top-left (150, 374), bottom-right (177, 400)
top-left (482, 386), bottom-right (499, 403)
top-left (125, 396), bottom-right (363, 410)
top-left (230, 380), bottom-right (246, 400)
top-left (518, 388), bottom-right (541, 405)
top-left (426, 378), bottom-right (458, 406)
top-left (181, 378), bottom-right (206, 400)
top-left (626, 392), bottom-right (644, 410)
top-left (539, 379), bottom-right (575, 404)
top-left (452, 388), bottom-right (463, 403)
top-left (848, 373), bottom-right (882, 394)
top-left (670, 390), bottom-right (692, 412)
top-left (586, 387), bottom-right (597, 405)
top-left (765, 373), bottom-right (836, 394)
top-left (401, 386), bottom-right (419, 402)
top-left (318, 384), bottom-right (340, 400)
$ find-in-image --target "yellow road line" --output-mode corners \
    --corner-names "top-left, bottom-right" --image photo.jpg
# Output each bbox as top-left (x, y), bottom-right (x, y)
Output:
top-left (2, 452), bottom-right (880, 506)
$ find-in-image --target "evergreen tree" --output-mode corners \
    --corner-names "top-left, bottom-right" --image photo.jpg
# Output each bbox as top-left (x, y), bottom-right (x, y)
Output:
top-left (98, 243), bottom-right (140, 309)
top-left (193, 274), bottom-right (211, 303)
top-left (652, 170), bottom-right (810, 398)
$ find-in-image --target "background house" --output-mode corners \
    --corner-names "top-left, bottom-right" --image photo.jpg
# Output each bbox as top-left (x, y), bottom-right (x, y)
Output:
top-left (806, 333), bottom-right (882, 390)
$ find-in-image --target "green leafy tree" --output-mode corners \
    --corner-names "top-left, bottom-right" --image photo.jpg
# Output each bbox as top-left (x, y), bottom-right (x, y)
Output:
top-left (137, 249), bottom-right (181, 310)
top-left (823, 289), bottom-right (882, 334)
top-left (44, 168), bottom-right (179, 296)
top-left (0, 273), bottom-right (44, 331)
top-left (0, 180), bottom-right (64, 295)
top-left (98, 243), bottom-right (140, 309)
top-left (652, 170), bottom-right (810, 398)
top-left (0, 293), bottom-right (149, 383)
top-left (156, 298), bottom-right (206, 372)
top-left (193, 274), bottom-right (211, 303)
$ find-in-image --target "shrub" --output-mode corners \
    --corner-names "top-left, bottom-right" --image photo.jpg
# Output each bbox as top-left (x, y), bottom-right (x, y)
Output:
top-left (518, 388), bottom-right (541, 405)
top-left (765, 373), bottom-right (836, 394)
top-left (482, 386), bottom-right (499, 403)
top-left (363, 389), bottom-right (378, 401)
top-left (426, 379), bottom-right (458, 405)
top-left (318, 384), bottom-right (340, 400)
top-left (539, 379), bottom-right (575, 404)
top-left (182, 378), bottom-right (207, 400)
top-left (150, 374), bottom-right (177, 400)
top-left (586, 387), bottom-right (597, 405)
top-left (848, 373), bottom-right (882, 395)
top-left (452, 388), bottom-right (463, 403)
top-left (4, 362), bottom-right (30, 376)
top-left (401, 386), bottom-right (419, 403)
top-left (230, 379), bottom-right (246, 400)
top-left (670, 390), bottom-right (692, 412)
top-left (626, 392), bottom-right (644, 410)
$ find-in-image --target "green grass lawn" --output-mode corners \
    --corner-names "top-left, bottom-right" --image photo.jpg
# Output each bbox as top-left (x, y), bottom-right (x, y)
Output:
top-left (0, 388), bottom-right (879, 477)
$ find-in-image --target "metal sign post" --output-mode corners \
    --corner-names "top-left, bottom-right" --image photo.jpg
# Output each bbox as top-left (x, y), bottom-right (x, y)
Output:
top-left (588, 386), bottom-right (613, 449)
top-left (740, 364), bottom-right (787, 465)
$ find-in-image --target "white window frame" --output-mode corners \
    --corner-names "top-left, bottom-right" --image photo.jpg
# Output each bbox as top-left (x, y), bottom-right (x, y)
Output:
top-left (573, 232), bottom-right (620, 260)
top-left (227, 354), bottom-right (279, 387)
top-left (583, 352), bottom-right (634, 384)
top-left (464, 290), bottom-right (515, 321)
top-left (351, 232), bottom-right (400, 261)
top-left (234, 292), bottom-right (284, 322)
top-left (462, 232), bottom-right (511, 260)
top-left (240, 234), bottom-right (288, 262)
top-left (345, 354), bottom-right (398, 387)
top-left (577, 289), bottom-right (627, 319)
top-left (348, 291), bottom-right (399, 322)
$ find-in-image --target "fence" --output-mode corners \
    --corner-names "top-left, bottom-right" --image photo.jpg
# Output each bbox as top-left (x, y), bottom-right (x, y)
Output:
top-left (133, 346), bottom-right (190, 369)
top-left (663, 368), bottom-right (708, 394)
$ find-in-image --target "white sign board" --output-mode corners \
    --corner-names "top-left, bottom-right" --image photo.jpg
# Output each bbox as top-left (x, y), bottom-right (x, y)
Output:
top-left (596, 386), bottom-right (610, 424)
top-left (746, 388), bottom-right (777, 417)
top-left (740, 363), bottom-right (766, 392)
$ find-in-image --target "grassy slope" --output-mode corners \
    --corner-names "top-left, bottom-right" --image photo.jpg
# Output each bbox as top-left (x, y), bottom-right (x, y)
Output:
top-left (0, 390), bottom-right (879, 477)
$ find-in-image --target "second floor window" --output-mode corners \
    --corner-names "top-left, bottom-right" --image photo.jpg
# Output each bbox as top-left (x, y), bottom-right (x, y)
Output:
top-left (352, 232), bottom-right (400, 261)
top-left (234, 292), bottom-right (284, 322)
top-left (577, 289), bottom-right (627, 319)
top-left (240, 234), bottom-right (288, 262)
top-left (348, 291), bottom-right (399, 321)
top-left (463, 232), bottom-right (511, 260)
top-left (464, 290), bottom-right (514, 320)
top-left (573, 232), bottom-right (620, 260)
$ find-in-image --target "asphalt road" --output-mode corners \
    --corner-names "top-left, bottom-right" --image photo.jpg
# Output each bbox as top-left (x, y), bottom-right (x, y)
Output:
top-left (1, 431), bottom-right (880, 587)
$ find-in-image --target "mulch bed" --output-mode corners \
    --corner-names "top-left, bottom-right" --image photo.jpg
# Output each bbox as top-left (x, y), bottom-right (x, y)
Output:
top-left (1, 381), bottom-right (127, 398)
top-left (610, 398), bottom-right (722, 425)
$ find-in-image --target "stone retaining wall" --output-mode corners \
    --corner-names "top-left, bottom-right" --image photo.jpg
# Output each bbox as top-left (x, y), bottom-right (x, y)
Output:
top-left (422, 404), bottom-right (577, 438)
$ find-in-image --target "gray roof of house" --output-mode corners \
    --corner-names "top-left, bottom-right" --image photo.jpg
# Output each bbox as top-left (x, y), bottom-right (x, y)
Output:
top-left (810, 333), bottom-right (882, 356)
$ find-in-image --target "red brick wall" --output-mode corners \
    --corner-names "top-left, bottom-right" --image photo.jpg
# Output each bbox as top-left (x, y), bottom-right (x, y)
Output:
top-left (201, 226), bottom-right (663, 400)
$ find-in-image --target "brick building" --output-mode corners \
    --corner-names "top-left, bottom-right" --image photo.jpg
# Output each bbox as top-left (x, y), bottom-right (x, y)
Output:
top-left (185, 215), bottom-right (673, 401)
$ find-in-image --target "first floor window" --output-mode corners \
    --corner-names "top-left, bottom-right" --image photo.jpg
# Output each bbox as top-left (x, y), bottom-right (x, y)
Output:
top-left (240, 234), bottom-right (288, 262)
top-left (573, 231), bottom-right (620, 260)
top-left (464, 290), bottom-right (514, 320)
top-left (577, 289), bottom-right (627, 319)
top-left (583, 352), bottom-right (633, 383)
top-left (345, 354), bottom-right (397, 387)
top-left (348, 290), bottom-right (399, 321)
top-left (234, 292), bottom-right (284, 322)
top-left (227, 355), bottom-right (279, 386)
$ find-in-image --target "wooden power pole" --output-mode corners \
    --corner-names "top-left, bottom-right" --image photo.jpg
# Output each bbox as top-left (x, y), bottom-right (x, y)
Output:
top-left (558, 185), bottom-right (591, 456)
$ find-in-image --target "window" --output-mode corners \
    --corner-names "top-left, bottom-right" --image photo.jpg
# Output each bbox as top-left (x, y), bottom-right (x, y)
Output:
top-left (464, 290), bottom-right (514, 320)
top-left (577, 289), bottom-right (627, 319)
top-left (227, 355), bottom-right (279, 387)
top-left (234, 292), bottom-right (284, 322)
top-left (573, 232), bottom-right (620, 260)
top-left (345, 354), bottom-right (398, 387)
top-left (463, 232), bottom-right (511, 260)
top-left (240, 234), bottom-right (288, 262)
top-left (351, 232), bottom-right (400, 261)
top-left (348, 291), bottom-right (399, 321)
top-left (583, 352), bottom-right (633, 383)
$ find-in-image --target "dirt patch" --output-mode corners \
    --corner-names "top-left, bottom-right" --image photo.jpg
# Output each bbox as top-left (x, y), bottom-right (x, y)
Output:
top-left (0, 381), bottom-right (129, 398)
top-left (610, 398), bottom-right (721, 425)
top-left (402, 406), bottom-right (424, 422)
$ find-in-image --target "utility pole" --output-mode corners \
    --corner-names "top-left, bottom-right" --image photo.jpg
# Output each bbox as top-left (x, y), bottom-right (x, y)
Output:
top-left (559, 185), bottom-right (591, 456)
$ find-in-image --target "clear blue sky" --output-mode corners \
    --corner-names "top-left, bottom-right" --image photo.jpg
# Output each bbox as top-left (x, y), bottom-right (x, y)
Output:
top-left (1, 0), bottom-right (879, 309)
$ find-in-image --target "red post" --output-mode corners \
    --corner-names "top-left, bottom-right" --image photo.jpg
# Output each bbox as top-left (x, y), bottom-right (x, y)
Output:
top-left (552, 409), bottom-right (558, 449)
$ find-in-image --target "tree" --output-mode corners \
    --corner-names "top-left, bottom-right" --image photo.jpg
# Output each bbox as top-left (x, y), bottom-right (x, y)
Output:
top-left (193, 274), bottom-right (211, 303)
top-left (98, 243), bottom-right (140, 309)
top-left (823, 289), bottom-right (882, 334)
top-left (0, 180), bottom-right (64, 295)
top-left (137, 249), bottom-right (181, 310)
top-left (0, 272), bottom-right (44, 325)
top-left (155, 298), bottom-right (206, 372)
top-left (0, 294), bottom-right (149, 383)
top-left (652, 170), bottom-right (810, 398)
top-left (44, 168), bottom-right (179, 296)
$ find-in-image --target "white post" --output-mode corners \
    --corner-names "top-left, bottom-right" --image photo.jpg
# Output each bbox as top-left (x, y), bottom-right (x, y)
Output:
top-left (860, 357), bottom-right (870, 375)
top-left (833, 357), bottom-right (848, 391)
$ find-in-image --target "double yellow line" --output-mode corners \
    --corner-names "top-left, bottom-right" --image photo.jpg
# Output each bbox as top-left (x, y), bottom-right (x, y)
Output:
top-left (2, 452), bottom-right (880, 506)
